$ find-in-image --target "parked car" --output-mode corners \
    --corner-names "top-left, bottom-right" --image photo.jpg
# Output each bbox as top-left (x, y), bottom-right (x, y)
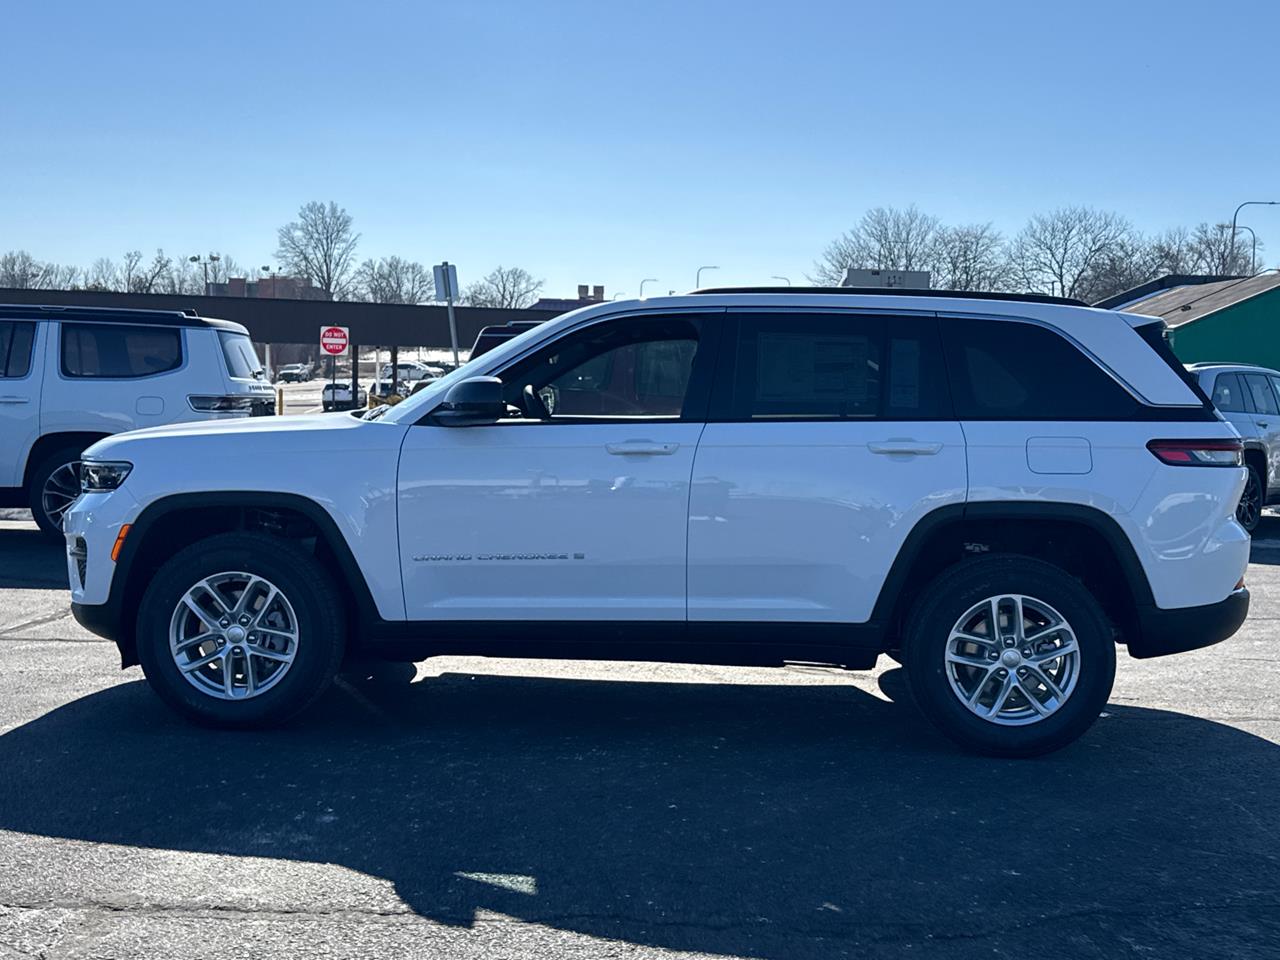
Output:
top-left (67, 288), bottom-right (1249, 756)
top-left (1187, 362), bottom-right (1280, 532)
top-left (321, 381), bottom-right (367, 411)
top-left (275, 363), bottom-right (313, 383)
top-left (375, 361), bottom-right (442, 384)
top-left (0, 304), bottom-right (274, 535)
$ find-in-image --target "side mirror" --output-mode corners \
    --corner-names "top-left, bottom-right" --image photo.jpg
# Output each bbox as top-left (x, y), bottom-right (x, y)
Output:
top-left (431, 376), bottom-right (505, 426)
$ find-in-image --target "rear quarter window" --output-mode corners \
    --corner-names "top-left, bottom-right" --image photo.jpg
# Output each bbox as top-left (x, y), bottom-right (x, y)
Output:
top-left (942, 318), bottom-right (1142, 420)
top-left (61, 323), bottom-right (182, 379)
top-left (0, 320), bottom-right (36, 378)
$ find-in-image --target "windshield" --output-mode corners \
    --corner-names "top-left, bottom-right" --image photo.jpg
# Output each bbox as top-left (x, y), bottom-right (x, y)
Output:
top-left (218, 331), bottom-right (264, 380)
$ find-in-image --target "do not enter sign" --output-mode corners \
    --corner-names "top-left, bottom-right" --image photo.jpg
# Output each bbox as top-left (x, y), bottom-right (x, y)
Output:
top-left (319, 326), bottom-right (350, 357)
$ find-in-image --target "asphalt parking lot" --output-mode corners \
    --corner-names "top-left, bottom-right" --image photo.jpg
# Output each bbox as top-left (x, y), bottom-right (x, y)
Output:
top-left (2, 520), bottom-right (1279, 959)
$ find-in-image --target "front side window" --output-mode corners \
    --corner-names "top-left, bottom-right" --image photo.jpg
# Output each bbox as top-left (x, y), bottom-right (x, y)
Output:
top-left (716, 313), bottom-right (945, 420)
top-left (1211, 373), bottom-right (1248, 413)
top-left (942, 318), bottom-right (1140, 420)
top-left (0, 321), bottom-right (36, 378)
top-left (1242, 373), bottom-right (1279, 416)
top-left (62, 323), bottom-right (182, 378)
top-left (498, 316), bottom-right (703, 420)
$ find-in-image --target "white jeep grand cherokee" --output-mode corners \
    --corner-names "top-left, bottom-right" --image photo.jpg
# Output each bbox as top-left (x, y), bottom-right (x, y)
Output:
top-left (66, 289), bottom-right (1251, 756)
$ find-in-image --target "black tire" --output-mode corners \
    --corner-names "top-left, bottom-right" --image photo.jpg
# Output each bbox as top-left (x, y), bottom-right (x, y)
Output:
top-left (1237, 462), bottom-right (1263, 533)
top-left (902, 555), bottom-right (1116, 758)
top-left (27, 446), bottom-right (84, 537)
top-left (136, 532), bottom-right (346, 728)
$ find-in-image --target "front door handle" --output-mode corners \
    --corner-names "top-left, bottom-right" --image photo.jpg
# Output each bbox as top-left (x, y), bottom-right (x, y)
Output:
top-left (0, 396), bottom-right (31, 404)
top-left (868, 440), bottom-right (943, 456)
top-left (1259, 421), bottom-right (1270, 428)
top-left (606, 440), bottom-right (679, 456)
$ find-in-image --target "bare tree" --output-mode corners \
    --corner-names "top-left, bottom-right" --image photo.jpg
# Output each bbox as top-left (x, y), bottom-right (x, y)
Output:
top-left (354, 256), bottom-right (434, 304)
top-left (463, 265), bottom-right (543, 308)
top-left (1190, 222), bottom-right (1259, 275)
top-left (932, 223), bottom-right (1012, 291)
top-left (1008, 207), bottom-right (1133, 300)
top-left (119, 249), bottom-right (174, 293)
top-left (84, 257), bottom-right (120, 291)
top-left (0, 251), bottom-right (51, 288)
top-left (810, 206), bottom-right (941, 284)
top-left (275, 201), bottom-right (359, 299)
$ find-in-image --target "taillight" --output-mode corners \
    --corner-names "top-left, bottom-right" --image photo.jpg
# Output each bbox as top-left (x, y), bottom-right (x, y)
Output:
top-left (1146, 438), bottom-right (1243, 467)
top-left (188, 395), bottom-right (255, 413)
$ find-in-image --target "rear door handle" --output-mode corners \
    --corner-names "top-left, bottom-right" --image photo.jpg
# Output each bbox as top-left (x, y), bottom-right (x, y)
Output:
top-left (606, 440), bottom-right (679, 456)
top-left (868, 440), bottom-right (942, 456)
top-left (0, 396), bottom-right (31, 404)
top-left (1259, 421), bottom-right (1270, 428)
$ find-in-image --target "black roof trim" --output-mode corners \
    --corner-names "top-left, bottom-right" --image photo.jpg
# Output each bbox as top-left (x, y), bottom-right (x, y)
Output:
top-left (690, 286), bottom-right (1088, 307)
top-left (0, 303), bottom-right (248, 333)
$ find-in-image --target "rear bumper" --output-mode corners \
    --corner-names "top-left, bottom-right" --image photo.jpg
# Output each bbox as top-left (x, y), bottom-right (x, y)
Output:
top-left (1128, 587), bottom-right (1250, 659)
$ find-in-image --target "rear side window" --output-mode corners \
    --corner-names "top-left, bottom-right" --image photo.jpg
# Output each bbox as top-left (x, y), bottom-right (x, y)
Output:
top-left (1211, 373), bottom-right (1248, 413)
top-left (942, 318), bottom-right (1140, 420)
top-left (1242, 373), bottom-right (1279, 415)
top-left (717, 313), bottom-right (946, 420)
top-left (62, 323), bottom-right (182, 378)
top-left (218, 331), bottom-right (264, 380)
top-left (0, 321), bottom-right (36, 378)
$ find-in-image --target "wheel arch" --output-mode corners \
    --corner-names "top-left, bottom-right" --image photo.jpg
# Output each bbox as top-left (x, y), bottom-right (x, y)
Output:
top-left (22, 431), bottom-right (112, 490)
top-left (872, 502), bottom-right (1154, 649)
top-left (110, 492), bottom-right (381, 667)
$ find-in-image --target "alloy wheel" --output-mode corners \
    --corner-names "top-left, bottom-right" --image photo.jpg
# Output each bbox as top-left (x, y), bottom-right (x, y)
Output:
top-left (41, 461), bottom-right (81, 531)
top-left (169, 572), bottom-right (300, 701)
top-left (1238, 469), bottom-right (1261, 530)
top-left (945, 594), bottom-right (1080, 726)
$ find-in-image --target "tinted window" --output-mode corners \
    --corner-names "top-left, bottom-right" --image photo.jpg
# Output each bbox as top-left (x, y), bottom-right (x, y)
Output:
top-left (718, 313), bottom-right (944, 420)
top-left (0, 321), bottom-right (36, 378)
top-left (219, 331), bottom-right (263, 380)
top-left (62, 323), bottom-right (182, 378)
top-left (1243, 373), bottom-right (1279, 415)
top-left (1211, 373), bottom-right (1248, 413)
top-left (499, 316), bottom-right (703, 419)
top-left (943, 318), bottom-right (1139, 420)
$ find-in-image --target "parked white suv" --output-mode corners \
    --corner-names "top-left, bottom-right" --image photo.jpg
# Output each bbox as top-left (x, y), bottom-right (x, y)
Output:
top-left (1188, 362), bottom-right (1280, 532)
top-left (65, 289), bottom-right (1250, 755)
top-left (1, 304), bottom-right (274, 534)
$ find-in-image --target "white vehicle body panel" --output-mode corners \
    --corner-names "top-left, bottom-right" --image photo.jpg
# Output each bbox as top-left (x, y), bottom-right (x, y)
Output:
top-left (0, 320), bottom-right (47, 488)
top-left (398, 422), bottom-right (704, 620)
top-left (687, 421), bottom-right (967, 622)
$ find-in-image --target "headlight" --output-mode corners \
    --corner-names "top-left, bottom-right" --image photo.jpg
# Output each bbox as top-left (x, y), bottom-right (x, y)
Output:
top-left (80, 461), bottom-right (132, 492)
top-left (188, 395), bottom-right (255, 412)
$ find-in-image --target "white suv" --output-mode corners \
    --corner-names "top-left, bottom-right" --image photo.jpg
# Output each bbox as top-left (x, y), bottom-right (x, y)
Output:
top-left (1, 304), bottom-right (275, 534)
top-left (64, 289), bottom-right (1250, 756)
top-left (1188, 362), bottom-right (1280, 532)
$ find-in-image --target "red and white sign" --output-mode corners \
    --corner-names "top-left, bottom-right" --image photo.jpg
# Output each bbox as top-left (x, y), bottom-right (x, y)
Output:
top-left (319, 325), bottom-right (350, 357)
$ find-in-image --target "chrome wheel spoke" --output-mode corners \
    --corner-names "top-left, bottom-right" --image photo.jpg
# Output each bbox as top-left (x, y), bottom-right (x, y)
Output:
top-left (947, 648), bottom-right (992, 668)
top-left (1014, 678), bottom-right (1050, 716)
top-left (1030, 637), bottom-right (1078, 664)
top-left (246, 642), bottom-right (293, 663)
top-left (181, 648), bottom-right (224, 673)
top-left (1024, 664), bottom-right (1066, 702)
top-left (174, 631), bottom-right (219, 654)
top-left (180, 594), bottom-right (222, 633)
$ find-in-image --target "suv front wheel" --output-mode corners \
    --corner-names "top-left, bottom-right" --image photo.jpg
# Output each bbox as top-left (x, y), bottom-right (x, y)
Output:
top-left (902, 556), bottom-right (1116, 757)
top-left (136, 532), bottom-right (346, 728)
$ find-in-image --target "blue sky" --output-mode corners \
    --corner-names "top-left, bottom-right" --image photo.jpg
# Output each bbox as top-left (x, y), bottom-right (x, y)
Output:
top-left (3, 0), bottom-right (1277, 298)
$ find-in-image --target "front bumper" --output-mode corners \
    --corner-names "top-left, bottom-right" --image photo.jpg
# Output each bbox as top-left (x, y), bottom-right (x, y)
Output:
top-left (1128, 587), bottom-right (1250, 659)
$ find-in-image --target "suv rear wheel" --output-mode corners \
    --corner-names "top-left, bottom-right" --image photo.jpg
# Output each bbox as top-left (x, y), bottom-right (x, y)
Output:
top-left (136, 532), bottom-right (345, 728)
top-left (902, 556), bottom-right (1116, 757)
top-left (28, 446), bottom-right (83, 537)
top-left (1238, 462), bottom-right (1263, 532)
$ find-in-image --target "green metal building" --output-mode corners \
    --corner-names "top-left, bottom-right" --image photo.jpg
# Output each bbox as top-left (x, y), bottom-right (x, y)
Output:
top-left (1112, 274), bottom-right (1280, 369)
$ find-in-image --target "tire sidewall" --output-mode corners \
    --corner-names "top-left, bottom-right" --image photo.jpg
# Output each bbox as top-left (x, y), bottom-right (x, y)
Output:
top-left (904, 557), bottom-right (1116, 757)
top-left (137, 533), bottom-right (344, 728)
top-left (1238, 464), bottom-right (1262, 532)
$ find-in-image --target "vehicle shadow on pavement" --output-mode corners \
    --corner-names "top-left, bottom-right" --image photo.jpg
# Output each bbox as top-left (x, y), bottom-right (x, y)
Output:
top-left (0, 528), bottom-right (67, 590)
top-left (2, 668), bottom-right (1278, 958)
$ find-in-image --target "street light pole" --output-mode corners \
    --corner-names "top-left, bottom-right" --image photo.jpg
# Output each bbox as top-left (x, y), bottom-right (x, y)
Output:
top-left (1231, 225), bottom-right (1260, 274)
top-left (188, 253), bottom-right (221, 292)
top-left (1231, 201), bottom-right (1279, 272)
top-left (770, 275), bottom-right (792, 285)
top-left (696, 265), bottom-right (719, 289)
top-left (639, 278), bottom-right (657, 299)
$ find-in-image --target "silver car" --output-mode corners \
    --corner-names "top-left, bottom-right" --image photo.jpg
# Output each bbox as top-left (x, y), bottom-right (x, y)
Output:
top-left (1188, 362), bottom-right (1280, 531)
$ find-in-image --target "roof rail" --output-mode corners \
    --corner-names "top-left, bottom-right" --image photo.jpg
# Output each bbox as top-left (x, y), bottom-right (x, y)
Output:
top-left (689, 286), bottom-right (1088, 307)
